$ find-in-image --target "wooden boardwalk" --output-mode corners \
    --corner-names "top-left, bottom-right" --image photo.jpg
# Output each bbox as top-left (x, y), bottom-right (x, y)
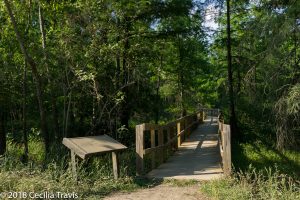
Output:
top-left (147, 117), bottom-right (223, 180)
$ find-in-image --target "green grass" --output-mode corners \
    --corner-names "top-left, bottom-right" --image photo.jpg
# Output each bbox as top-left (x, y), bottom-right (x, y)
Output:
top-left (201, 167), bottom-right (300, 200)
top-left (1, 122), bottom-right (299, 200)
top-left (201, 120), bottom-right (300, 200)
top-left (232, 141), bottom-right (300, 178)
top-left (201, 139), bottom-right (300, 200)
top-left (162, 179), bottom-right (199, 187)
top-left (0, 139), bottom-right (156, 199)
top-left (0, 167), bottom-right (148, 199)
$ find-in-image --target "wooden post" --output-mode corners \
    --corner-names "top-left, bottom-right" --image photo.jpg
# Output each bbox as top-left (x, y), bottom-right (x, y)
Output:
top-left (71, 150), bottom-right (77, 181)
top-left (184, 119), bottom-right (187, 138)
top-left (223, 125), bottom-right (227, 173)
top-left (136, 124), bottom-right (145, 175)
top-left (226, 125), bottom-right (232, 175)
top-left (223, 125), bottom-right (231, 175)
top-left (112, 152), bottom-right (119, 179)
top-left (182, 119), bottom-right (185, 141)
top-left (221, 121), bottom-right (223, 131)
top-left (172, 126), bottom-right (177, 150)
top-left (186, 118), bottom-right (189, 137)
top-left (167, 127), bottom-right (171, 157)
top-left (158, 128), bottom-right (163, 164)
top-left (188, 118), bottom-right (191, 136)
top-left (177, 121), bottom-right (181, 147)
top-left (151, 129), bottom-right (156, 169)
top-left (199, 111), bottom-right (202, 122)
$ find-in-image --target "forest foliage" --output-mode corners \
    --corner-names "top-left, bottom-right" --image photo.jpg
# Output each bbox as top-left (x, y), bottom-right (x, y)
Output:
top-left (0, 0), bottom-right (299, 189)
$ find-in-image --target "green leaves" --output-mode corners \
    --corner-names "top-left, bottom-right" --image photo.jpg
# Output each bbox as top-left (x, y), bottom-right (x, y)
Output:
top-left (284, 84), bottom-right (300, 115)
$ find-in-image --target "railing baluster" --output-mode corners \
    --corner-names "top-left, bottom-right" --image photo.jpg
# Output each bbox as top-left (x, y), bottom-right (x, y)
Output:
top-left (158, 128), bottom-right (164, 164)
top-left (150, 129), bottom-right (156, 169)
top-left (167, 127), bottom-right (171, 157)
top-left (177, 121), bottom-right (181, 147)
top-left (136, 124), bottom-right (145, 175)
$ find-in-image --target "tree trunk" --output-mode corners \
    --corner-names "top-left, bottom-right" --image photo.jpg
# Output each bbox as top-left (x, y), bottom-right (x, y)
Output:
top-left (22, 0), bottom-right (31, 161)
top-left (177, 36), bottom-right (186, 118)
top-left (155, 55), bottom-right (162, 124)
top-left (23, 60), bottom-right (28, 160)
top-left (0, 113), bottom-right (6, 156)
top-left (65, 92), bottom-right (72, 137)
top-left (180, 73), bottom-right (186, 117)
top-left (226, 0), bottom-right (239, 138)
top-left (38, 3), bottom-right (60, 139)
top-left (120, 18), bottom-right (131, 129)
top-left (4, 0), bottom-right (49, 152)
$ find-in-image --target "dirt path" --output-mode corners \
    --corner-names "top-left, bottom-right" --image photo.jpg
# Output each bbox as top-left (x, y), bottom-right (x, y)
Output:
top-left (104, 184), bottom-right (209, 200)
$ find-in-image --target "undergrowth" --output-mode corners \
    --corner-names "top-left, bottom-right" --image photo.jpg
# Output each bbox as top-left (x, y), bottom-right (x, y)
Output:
top-left (0, 139), bottom-right (154, 199)
top-left (201, 167), bottom-right (299, 200)
top-left (201, 113), bottom-right (300, 200)
top-left (1, 121), bottom-right (299, 200)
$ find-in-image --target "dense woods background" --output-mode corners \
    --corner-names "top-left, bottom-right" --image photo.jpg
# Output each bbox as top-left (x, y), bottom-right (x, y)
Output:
top-left (0, 0), bottom-right (211, 155)
top-left (0, 0), bottom-right (299, 198)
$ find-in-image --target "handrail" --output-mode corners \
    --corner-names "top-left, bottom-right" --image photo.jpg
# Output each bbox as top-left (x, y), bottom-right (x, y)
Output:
top-left (136, 110), bottom-right (206, 175)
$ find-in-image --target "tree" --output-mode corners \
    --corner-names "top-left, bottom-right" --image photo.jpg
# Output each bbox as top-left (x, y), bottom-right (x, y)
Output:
top-left (226, 0), bottom-right (239, 138)
top-left (4, 0), bottom-right (50, 152)
top-left (211, 0), bottom-right (299, 148)
top-left (0, 111), bottom-right (6, 155)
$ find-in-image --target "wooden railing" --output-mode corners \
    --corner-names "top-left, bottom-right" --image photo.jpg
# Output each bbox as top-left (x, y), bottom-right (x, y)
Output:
top-left (202, 108), bottom-right (232, 175)
top-left (202, 108), bottom-right (220, 117)
top-left (135, 111), bottom-right (205, 175)
top-left (135, 108), bottom-right (232, 176)
top-left (218, 117), bottom-right (231, 175)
